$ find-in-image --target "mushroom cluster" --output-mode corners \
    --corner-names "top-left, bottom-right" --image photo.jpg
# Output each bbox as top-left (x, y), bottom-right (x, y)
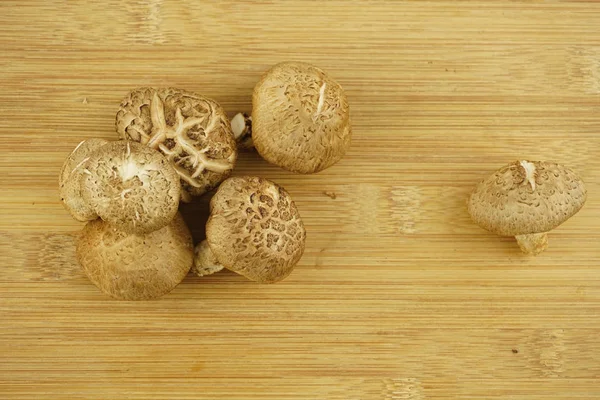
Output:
top-left (60, 62), bottom-right (350, 300)
top-left (60, 63), bottom-right (587, 301)
top-left (60, 139), bottom-right (194, 300)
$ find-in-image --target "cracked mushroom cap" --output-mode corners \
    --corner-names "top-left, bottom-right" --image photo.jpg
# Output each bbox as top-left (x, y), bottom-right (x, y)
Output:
top-left (59, 138), bottom-right (108, 221)
top-left (77, 213), bottom-right (193, 300)
top-left (116, 87), bottom-right (237, 201)
top-left (206, 176), bottom-right (306, 283)
top-left (81, 141), bottom-right (180, 234)
top-left (252, 62), bottom-right (352, 174)
top-left (468, 160), bottom-right (587, 236)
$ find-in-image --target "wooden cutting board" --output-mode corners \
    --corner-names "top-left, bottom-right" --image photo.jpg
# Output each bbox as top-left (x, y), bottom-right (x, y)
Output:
top-left (1, 1), bottom-right (599, 399)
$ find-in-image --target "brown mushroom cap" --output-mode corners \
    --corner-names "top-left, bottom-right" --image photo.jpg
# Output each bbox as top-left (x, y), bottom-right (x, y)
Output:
top-left (59, 138), bottom-right (108, 221)
top-left (76, 213), bottom-right (193, 300)
top-left (252, 62), bottom-right (352, 174)
top-left (116, 87), bottom-right (237, 201)
top-left (206, 176), bottom-right (306, 283)
top-left (468, 160), bottom-right (587, 236)
top-left (81, 141), bottom-right (180, 234)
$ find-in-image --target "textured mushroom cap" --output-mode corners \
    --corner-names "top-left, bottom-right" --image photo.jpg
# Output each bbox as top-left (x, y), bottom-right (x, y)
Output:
top-left (59, 138), bottom-right (108, 221)
top-left (81, 141), bottom-right (180, 234)
top-left (206, 176), bottom-right (306, 283)
top-left (252, 62), bottom-right (352, 174)
top-left (468, 161), bottom-right (587, 236)
top-left (192, 240), bottom-right (224, 277)
top-left (116, 87), bottom-right (237, 200)
top-left (76, 213), bottom-right (193, 300)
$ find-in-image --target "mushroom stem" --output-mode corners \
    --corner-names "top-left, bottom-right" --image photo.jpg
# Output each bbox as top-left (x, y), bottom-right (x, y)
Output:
top-left (231, 112), bottom-right (254, 149)
top-left (192, 240), bottom-right (224, 277)
top-left (515, 232), bottom-right (549, 255)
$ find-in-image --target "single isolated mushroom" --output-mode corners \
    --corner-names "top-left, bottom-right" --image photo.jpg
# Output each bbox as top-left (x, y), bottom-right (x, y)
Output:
top-left (194, 176), bottom-right (306, 283)
top-left (468, 160), bottom-right (587, 255)
top-left (81, 141), bottom-right (180, 234)
top-left (116, 87), bottom-right (237, 202)
top-left (77, 213), bottom-right (193, 300)
top-left (249, 61), bottom-right (352, 173)
top-left (59, 138), bottom-right (108, 221)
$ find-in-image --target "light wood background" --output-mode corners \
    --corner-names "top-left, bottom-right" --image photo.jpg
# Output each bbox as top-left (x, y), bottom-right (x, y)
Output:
top-left (1, 1), bottom-right (599, 399)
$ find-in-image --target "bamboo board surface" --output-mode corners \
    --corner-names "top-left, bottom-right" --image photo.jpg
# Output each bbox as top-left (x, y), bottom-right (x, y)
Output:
top-left (1, 1), bottom-right (599, 399)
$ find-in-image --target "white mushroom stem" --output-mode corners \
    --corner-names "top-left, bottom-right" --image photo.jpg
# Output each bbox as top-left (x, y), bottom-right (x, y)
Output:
top-left (231, 112), bottom-right (247, 140)
top-left (515, 232), bottom-right (549, 255)
top-left (230, 113), bottom-right (254, 149)
top-left (193, 240), bottom-right (224, 277)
